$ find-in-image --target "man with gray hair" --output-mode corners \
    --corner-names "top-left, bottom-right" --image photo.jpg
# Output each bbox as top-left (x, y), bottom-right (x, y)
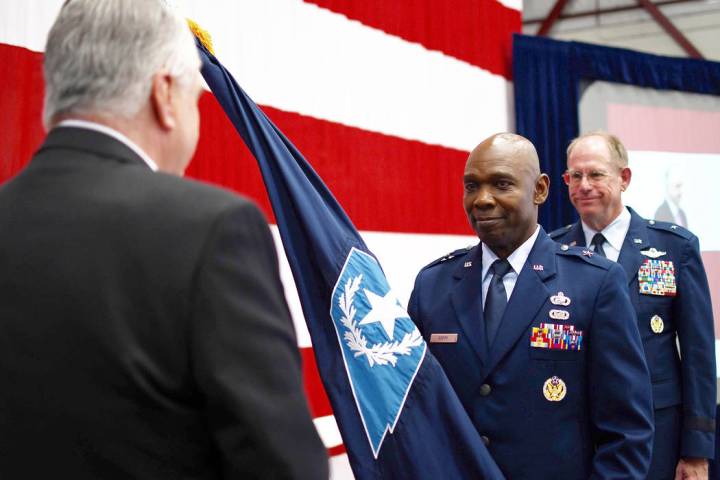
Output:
top-left (551, 131), bottom-right (715, 480)
top-left (0, 1), bottom-right (328, 478)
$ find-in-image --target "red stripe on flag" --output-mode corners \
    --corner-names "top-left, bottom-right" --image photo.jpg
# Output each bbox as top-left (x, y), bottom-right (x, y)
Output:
top-left (0, 44), bottom-right (46, 184)
top-left (0, 43), bottom-right (474, 236)
top-left (189, 93), bottom-right (474, 235)
top-left (328, 444), bottom-right (347, 456)
top-left (303, 0), bottom-right (520, 79)
top-left (301, 347), bottom-right (334, 418)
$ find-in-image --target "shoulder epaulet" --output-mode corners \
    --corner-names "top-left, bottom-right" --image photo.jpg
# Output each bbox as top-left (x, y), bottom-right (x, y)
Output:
top-left (422, 245), bottom-right (473, 270)
top-left (646, 218), bottom-right (693, 240)
top-left (549, 223), bottom-right (574, 239)
top-left (556, 244), bottom-right (613, 270)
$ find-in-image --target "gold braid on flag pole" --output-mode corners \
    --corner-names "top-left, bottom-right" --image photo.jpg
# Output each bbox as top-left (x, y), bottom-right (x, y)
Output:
top-left (187, 19), bottom-right (215, 55)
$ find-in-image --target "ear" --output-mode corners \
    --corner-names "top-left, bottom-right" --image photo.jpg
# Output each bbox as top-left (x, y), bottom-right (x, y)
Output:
top-left (620, 167), bottom-right (632, 192)
top-left (150, 72), bottom-right (176, 131)
top-left (534, 173), bottom-right (550, 205)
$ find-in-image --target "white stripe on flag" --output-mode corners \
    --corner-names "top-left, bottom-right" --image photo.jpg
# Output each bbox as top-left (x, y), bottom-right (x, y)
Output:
top-left (313, 414), bottom-right (344, 449)
top-left (0, 0), bottom-right (513, 150)
top-left (182, 0), bottom-right (512, 150)
top-left (498, 0), bottom-right (523, 11)
top-left (0, 0), bottom-right (64, 52)
top-left (330, 453), bottom-right (354, 480)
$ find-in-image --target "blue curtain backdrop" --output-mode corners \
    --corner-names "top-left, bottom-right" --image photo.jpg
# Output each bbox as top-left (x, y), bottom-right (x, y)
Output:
top-left (512, 34), bottom-right (720, 477)
top-left (512, 34), bottom-right (720, 231)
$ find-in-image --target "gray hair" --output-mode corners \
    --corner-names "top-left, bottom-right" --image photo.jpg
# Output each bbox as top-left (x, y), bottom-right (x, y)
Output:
top-left (566, 131), bottom-right (629, 168)
top-left (43, 0), bottom-right (200, 128)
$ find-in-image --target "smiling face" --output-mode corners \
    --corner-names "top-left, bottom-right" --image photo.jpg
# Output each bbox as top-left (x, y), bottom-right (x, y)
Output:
top-left (463, 134), bottom-right (549, 259)
top-left (566, 135), bottom-right (631, 231)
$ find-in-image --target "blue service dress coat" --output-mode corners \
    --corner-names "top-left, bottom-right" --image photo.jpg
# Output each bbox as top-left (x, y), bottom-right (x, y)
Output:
top-left (551, 207), bottom-right (716, 470)
top-left (408, 229), bottom-right (654, 479)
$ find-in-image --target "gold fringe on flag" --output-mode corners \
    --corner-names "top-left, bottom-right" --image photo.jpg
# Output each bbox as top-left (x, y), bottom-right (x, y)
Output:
top-left (187, 18), bottom-right (215, 56)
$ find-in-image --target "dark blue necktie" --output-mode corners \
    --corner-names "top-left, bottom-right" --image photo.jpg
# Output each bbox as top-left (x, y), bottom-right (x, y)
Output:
top-left (484, 259), bottom-right (512, 347)
top-left (591, 233), bottom-right (607, 258)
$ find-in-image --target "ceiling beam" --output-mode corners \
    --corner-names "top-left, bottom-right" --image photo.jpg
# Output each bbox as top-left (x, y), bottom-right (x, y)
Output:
top-left (636, 0), bottom-right (704, 58)
top-left (524, 0), bottom-right (697, 25)
top-left (537, 0), bottom-right (572, 36)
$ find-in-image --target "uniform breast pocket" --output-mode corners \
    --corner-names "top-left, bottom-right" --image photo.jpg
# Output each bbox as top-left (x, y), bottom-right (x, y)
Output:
top-left (638, 299), bottom-right (674, 336)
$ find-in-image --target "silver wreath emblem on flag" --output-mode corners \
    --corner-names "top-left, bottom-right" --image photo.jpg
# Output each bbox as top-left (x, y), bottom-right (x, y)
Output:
top-left (329, 247), bottom-right (427, 456)
top-left (337, 274), bottom-right (423, 367)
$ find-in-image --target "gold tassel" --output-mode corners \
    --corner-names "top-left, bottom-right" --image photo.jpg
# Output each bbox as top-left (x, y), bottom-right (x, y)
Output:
top-left (187, 18), bottom-right (215, 56)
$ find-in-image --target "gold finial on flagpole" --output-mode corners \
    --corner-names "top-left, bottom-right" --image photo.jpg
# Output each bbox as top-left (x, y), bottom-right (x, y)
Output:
top-left (187, 18), bottom-right (215, 55)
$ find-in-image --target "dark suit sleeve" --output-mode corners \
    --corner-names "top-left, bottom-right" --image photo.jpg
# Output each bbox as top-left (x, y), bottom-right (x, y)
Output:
top-left (654, 201), bottom-right (673, 224)
top-left (189, 202), bottom-right (328, 479)
top-left (676, 235), bottom-right (716, 458)
top-left (589, 263), bottom-right (654, 479)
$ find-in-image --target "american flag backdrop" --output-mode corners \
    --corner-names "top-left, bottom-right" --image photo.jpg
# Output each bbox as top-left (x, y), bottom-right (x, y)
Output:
top-left (0, 1), bottom-right (521, 477)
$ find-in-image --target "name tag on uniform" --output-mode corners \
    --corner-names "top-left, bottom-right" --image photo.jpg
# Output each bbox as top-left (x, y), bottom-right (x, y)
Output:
top-left (430, 333), bottom-right (458, 344)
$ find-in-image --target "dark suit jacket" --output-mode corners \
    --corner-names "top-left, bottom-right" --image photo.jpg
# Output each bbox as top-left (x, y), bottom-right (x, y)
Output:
top-left (551, 207), bottom-right (716, 459)
top-left (0, 127), bottom-right (328, 479)
top-left (408, 229), bottom-right (654, 479)
top-left (654, 200), bottom-right (687, 228)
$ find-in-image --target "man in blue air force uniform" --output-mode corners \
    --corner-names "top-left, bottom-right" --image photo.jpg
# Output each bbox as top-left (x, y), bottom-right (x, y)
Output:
top-left (551, 132), bottom-right (716, 480)
top-left (408, 133), bottom-right (654, 479)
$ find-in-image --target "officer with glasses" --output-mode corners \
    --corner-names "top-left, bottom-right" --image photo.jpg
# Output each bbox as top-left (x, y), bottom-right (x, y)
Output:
top-left (551, 131), bottom-right (716, 480)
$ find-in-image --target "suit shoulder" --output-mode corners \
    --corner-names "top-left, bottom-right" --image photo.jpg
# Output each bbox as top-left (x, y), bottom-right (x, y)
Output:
top-left (153, 172), bottom-right (245, 203)
top-left (145, 171), bottom-right (260, 215)
top-left (556, 244), bottom-right (614, 270)
top-left (646, 218), bottom-right (694, 241)
top-left (120, 170), bottom-right (267, 233)
top-left (420, 245), bottom-right (474, 271)
top-left (548, 223), bottom-right (574, 240)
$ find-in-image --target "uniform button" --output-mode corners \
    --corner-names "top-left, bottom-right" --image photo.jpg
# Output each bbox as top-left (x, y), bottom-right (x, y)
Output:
top-left (481, 435), bottom-right (490, 446)
top-left (479, 384), bottom-right (492, 396)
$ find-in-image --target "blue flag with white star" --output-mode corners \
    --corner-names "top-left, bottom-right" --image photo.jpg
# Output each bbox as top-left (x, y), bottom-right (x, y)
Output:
top-left (196, 39), bottom-right (504, 480)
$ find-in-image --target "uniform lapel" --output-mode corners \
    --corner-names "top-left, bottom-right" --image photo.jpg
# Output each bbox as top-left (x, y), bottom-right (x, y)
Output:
top-left (616, 208), bottom-right (649, 285)
top-left (450, 246), bottom-right (488, 366)
top-left (566, 222), bottom-right (586, 247)
top-left (480, 230), bottom-right (556, 379)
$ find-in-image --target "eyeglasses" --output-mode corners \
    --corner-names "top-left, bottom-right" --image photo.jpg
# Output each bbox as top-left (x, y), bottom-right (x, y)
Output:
top-left (562, 169), bottom-right (613, 186)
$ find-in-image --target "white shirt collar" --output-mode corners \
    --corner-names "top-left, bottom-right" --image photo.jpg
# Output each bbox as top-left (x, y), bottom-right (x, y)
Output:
top-left (481, 225), bottom-right (540, 281)
top-left (56, 119), bottom-right (158, 171)
top-left (581, 206), bottom-right (631, 252)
